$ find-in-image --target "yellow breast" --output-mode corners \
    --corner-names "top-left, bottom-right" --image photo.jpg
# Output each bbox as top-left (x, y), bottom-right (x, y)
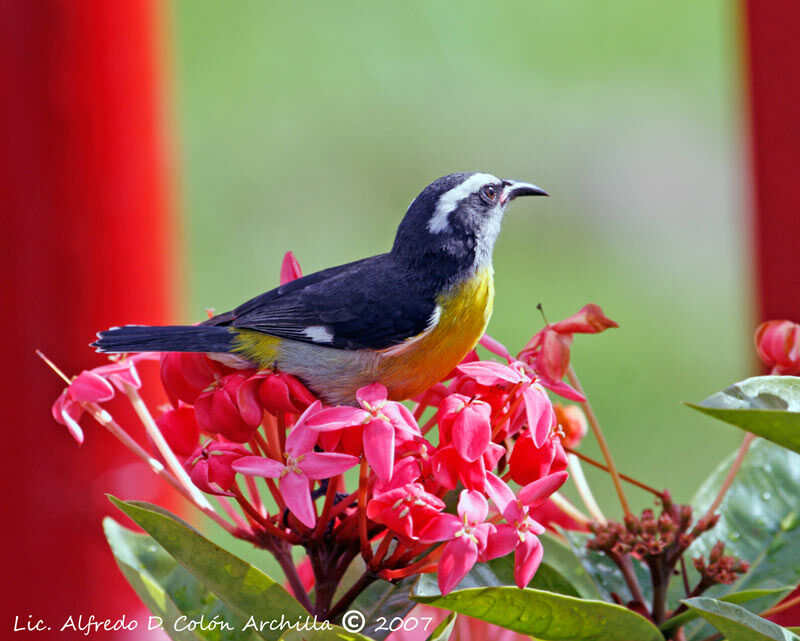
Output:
top-left (376, 266), bottom-right (495, 400)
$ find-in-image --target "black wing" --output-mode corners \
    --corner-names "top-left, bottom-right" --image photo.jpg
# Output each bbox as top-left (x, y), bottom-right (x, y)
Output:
top-left (204, 254), bottom-right (437, 350)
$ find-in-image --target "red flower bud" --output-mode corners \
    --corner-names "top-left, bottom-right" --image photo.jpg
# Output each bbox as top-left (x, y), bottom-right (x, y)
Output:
top-left (552, 303), bottom-right (619, 335)
top-left (554, 404), bottom-right (588, 449)
top-left (160, 352), bottom-right (219, 407)
top-left (156, 406), bottom-right (200, 458)
top-left (755, 320), bottom-right (800, 375)
top-left (195, 373), bottom-right (256, 442)
top-left (184, 441), bottom-right (248, 496)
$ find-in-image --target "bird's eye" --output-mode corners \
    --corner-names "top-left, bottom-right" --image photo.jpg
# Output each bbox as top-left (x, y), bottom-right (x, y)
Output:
top-left (481, 185), bottom-right (497, 202)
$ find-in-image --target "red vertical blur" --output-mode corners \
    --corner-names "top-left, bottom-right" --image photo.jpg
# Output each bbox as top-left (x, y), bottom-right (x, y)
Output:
top-left (743, 0), bottom-right (800, 628)
top-left (743, 0), bottom-right (800, 323)
top-left (0, 0), bottom-right (179, 635)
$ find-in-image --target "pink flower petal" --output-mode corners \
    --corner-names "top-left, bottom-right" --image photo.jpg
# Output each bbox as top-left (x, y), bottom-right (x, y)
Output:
top-left (298, 451), bottom-right (359, 479)
top-left (285, 421), bottom-right (319, 457)
top-left (68, 370), bottom-right (115, 403)
top-left (280, 471), bottom-right (316, 528)
top-left (482, 523), bottom-right (519, 561)
top-left (540, 378), bottom-right (586, 402)
top-left (417, 513), bottom-right (462, 543)
top-left (523, 386), bottom-right (552, 448)
top-left (236, 375), bottom-right (265, 427)
top-left (356, 383), bottom-right (388, 407)
top-left (438, 537), bottom-right (478, 595)
top-left (363, 418), bottom-right (395, 481)
top-left (280, 251), bottom-right (303, 285)
top-left (519, 471), bottom-right (569, 507)
top-left (479, 333), bottom-right (511, 361)
top-left (484, 472), bottom-right (515, 513)
top-left (452, 405), bottom-right (491, 462)
top-left (232, 456), bottom-right (286, 478)
top-left (59, 402), bottom-right (85, 445)
top-left (457, 361), bottom-right (521, 386)
top-left (458, 489), bottom-right (488, 524)
top-left (305, 405), bottom-right (368, 431)
top-left (514, 535), bottom-right (543, 589)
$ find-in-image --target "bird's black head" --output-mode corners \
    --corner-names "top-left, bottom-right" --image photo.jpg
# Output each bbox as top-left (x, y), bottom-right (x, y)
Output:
top-left (391, 172), bottom-right (547, 279)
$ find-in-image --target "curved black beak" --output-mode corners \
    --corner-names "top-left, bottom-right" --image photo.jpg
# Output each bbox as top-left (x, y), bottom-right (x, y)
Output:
top-left (501, 179), bottom-right (549, 203)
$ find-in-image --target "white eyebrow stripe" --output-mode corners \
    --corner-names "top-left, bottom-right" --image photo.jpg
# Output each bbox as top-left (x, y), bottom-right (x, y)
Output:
top-left (427, 173), bottom-right (499, 233)
top-left (303, 325), bottom-right (334, 343)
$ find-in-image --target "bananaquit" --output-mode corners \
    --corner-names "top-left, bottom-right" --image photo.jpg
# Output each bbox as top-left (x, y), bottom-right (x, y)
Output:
top-left (94, 172), bottom-right (547, 405)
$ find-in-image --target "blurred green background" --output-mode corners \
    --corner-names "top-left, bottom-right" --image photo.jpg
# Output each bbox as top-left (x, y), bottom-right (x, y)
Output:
top-left (171, 0), bottom-right (749, 559)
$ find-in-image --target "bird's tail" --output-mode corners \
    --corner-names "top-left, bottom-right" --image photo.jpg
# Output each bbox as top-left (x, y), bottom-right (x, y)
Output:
top-left (92, 325), bottom-right (235, 354)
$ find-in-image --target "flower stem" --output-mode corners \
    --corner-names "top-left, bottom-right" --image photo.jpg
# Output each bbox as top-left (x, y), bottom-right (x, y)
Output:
top-left (267, 539), bottom-right (313, 613)
top-left (566, 365), bottom-right (631, 519)
top-left (313, 476), bottom-right (340, 541)
top-left (327, 570), bottom-right (377, 621)
top-left (566, 447), bottom-right (664, 498)
top-left (566, 453), bottom-right (607, 524)
top-left (123, 383), bottom-right (214, 511)
top-left (699, 432), bottom-right (755, 525)
top-left (550, 491), bottom-right (592, 527)
top-left (357, 457), bottom-right (372, 562)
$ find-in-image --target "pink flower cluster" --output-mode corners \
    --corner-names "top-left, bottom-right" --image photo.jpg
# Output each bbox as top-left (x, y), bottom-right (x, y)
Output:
top-left (50, 252), bottom-right (617, 596)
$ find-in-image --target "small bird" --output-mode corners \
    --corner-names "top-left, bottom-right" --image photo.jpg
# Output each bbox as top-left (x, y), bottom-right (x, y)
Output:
top-left (93, 172), bottom-right (547, 405)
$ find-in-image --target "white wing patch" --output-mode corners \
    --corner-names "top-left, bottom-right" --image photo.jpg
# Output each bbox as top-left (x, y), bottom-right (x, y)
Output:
top-left (303, 325), bottom-right (334, 344)
top-left (428, 172), bottom-right (499, 233)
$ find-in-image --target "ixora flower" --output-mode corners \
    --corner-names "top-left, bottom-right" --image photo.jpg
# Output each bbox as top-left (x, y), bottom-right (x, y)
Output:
top-left (457, 360), bottom-right (554, 447)
top-left (305, 383), bottom-right (420, 481)
top-left (233, 402), bottom-right (360, 527)
top-left (366, 482), bottom-right (445, 541)
top-left (483, 472), bottom-right (568, 589)
top-left (418, 490), bottom-right (496, 595)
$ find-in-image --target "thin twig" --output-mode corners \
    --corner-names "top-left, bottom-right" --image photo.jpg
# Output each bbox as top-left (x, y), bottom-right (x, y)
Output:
top-left (699, 432), bottom-right (755, 524)
top-left (567, 365), bottom-right (631, 519)
top-left (567, 453), bottom-right (607, 524)
top-left (123, 383), bottom-right (214, 510)
top-left (550, 491), bottom-right (592, 527)
top-left (566, 447), bottom-right (664, 497)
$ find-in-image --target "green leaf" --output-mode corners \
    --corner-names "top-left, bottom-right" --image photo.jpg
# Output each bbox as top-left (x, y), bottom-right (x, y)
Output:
top-left (686, 438), bottom-right (800, 640)
top-left (104, 517), bottom-right (259, 641)
top-left (538, 533), bottom-right (603, 600)
top-left (687, 376), bottom-right (800, 454)
top-left (276, 627), bottom-right (374, 641)
top-left (109, 497), bottom-right (308, 641)
top-left (659, 588), bottom-right (793, 632)
top-left (426, 613), bottom-right (456, 641)
top-left (410, 573), bottom-right (663, 641)
top-left (683, 597), bottom-right (800, 641)
top-left (347, 575), bottom-right (417, 641)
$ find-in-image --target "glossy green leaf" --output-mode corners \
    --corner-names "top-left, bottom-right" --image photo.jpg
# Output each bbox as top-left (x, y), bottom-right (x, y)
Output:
top-left (683, 597), bottom-right (800, 641)
top-left (660, 588), bottom-right (792, 632)
top-left (426, 613), bottom-right (456, 641)
top-left (687, 376), bottom-right (800, 454)
top-left (110, 497), bottom-right (309, 641)
top-left (104, 517), bottom-right (259, 641)
top-left (686, 439), bottom-right (800, 640)
top-left (347, 575), bottom-right (416, 641)
top-left (538, 533), bottom-right (603, 600)
top-left (276, 626), bottom-right (374, 641)
top-left (410, 573), bottom-right (663, 641)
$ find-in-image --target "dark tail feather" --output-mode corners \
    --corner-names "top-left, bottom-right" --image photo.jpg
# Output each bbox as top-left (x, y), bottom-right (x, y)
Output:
top-left (92, 325), bottom-right (234, 354)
